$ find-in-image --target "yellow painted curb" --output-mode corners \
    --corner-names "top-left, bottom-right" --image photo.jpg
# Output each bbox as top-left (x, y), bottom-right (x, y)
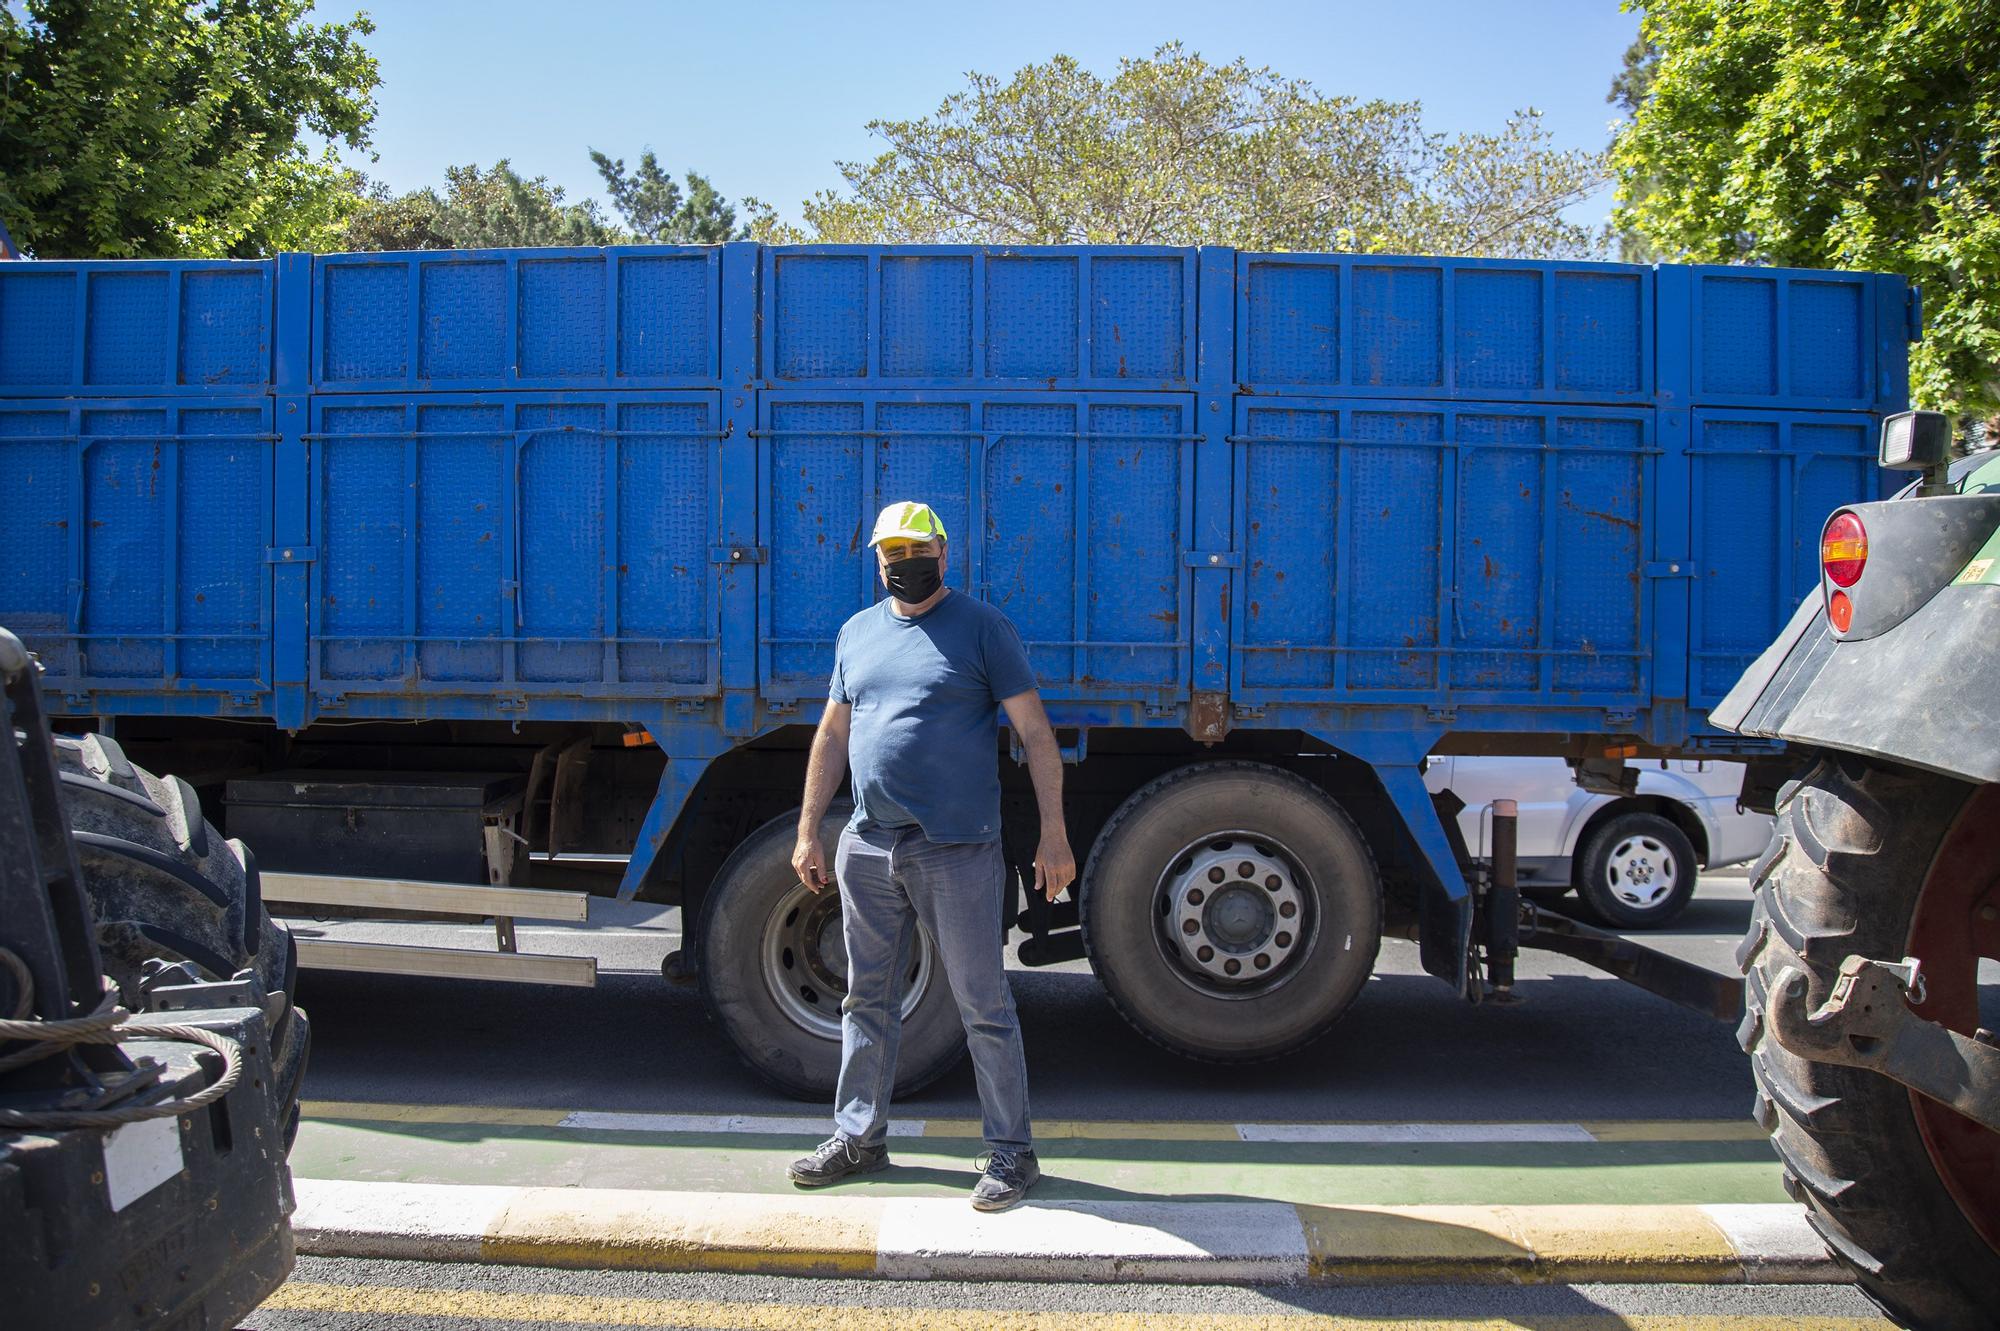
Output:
top-left (480, 1187), bottom-right (882, 1276)
top-left (1297, 1204), bottom-right (1739, 1283)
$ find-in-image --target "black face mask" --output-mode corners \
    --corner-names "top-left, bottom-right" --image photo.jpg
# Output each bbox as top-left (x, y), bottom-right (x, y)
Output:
top-left (882, 554), bottom-right (942, 603)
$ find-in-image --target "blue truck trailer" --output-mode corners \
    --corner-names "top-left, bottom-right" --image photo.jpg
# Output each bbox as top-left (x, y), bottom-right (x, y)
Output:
top-left (0, 243), bottom-right (1911, 1093)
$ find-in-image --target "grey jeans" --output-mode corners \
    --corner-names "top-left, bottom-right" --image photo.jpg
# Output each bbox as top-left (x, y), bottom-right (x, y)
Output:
top-left (832, 823), bottom-right (1033, 1153)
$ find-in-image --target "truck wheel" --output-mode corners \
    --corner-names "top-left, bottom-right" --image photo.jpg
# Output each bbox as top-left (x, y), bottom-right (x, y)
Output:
top-left (1572, 811), bottom-right (1698, 929)
top-left (52, 733), bottom-right (310, 1148)
top-left (697, 808), bottom-right (966, 1101)
top-left (1078, 762), bottom-right (1381, 1062)
top-left (1740, 754), bottom-right (2000, 1330)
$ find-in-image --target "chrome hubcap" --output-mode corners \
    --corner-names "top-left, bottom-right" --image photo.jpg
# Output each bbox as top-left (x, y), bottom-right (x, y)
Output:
top-left (1606, 834), bottom-right (1679, 909)
top-left (1159, 835), bottom-right (1308, 987)
top-left (761, 881), bottom-right (930, 1037)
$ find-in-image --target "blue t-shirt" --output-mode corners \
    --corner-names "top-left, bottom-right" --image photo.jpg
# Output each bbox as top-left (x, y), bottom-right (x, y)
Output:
top-left (829, 592), bottom-right (1038, 844)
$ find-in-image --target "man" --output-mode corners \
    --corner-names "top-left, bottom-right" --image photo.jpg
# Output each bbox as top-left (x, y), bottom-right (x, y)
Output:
top-left (788, 500), bottom-right (1076, 1212)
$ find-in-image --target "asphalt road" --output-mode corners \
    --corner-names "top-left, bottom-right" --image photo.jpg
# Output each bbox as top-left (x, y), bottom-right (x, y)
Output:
top-left (246, 1256), bottom-right (1894, 1329)
top-left (289, 873), bottom-right (1778, 1124)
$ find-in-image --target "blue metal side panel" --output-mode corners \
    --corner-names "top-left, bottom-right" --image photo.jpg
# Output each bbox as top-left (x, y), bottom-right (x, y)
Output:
top-left (761, 247), bottom-right (1197, 391)
top-left (1687, 265), bottom-right (1887, 411)
top-left (0, 397), bottom-right (272, 706)
top-left (1227, 398), bottom-right (1655, 710)
top-left (1687, 408), bottom-right (1882, 706)
top-left (0, 260), bottom-right (272, 395)
top-left (306, 391), bottom-right (722, 715)
top-left (1235, 253), bottom-right (1652, 404)
top-left (312, 248), bottom-right (721, 392)
top-left (757, 391), bottom-right (1195, 703)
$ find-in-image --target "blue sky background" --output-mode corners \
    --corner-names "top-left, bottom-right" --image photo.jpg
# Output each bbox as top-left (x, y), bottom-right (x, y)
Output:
top-left (332, 0), bottom-right (1642, 230)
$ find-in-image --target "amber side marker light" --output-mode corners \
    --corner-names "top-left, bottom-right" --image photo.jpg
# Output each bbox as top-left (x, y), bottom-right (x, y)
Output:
top-left (1822, 511), bottom-right (1869, 588)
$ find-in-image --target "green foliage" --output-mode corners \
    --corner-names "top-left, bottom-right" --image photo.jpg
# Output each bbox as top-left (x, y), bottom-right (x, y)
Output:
top-left (1614, 0), bottom-right (2000, 413)
top-left (785, 43), bottom-right (1607, 259)
top-left (589, 150), bottom-right (773, 243)
top-left (335, 163), bottom-right (619, 252)
top-left (0, 0), bottom-right (379, 258)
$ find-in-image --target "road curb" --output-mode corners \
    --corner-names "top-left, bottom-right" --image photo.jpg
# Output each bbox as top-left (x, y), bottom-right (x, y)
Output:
top-left (293, 1180), bottom-right (1846, 1284)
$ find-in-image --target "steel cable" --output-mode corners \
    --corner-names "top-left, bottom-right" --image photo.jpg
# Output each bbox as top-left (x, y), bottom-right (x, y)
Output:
top-left (0, 945), bottom-right (243, 1130)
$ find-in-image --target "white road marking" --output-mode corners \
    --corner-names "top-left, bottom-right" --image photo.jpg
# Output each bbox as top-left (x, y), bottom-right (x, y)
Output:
top-left (559, 1111), bottom-right (928, 1137)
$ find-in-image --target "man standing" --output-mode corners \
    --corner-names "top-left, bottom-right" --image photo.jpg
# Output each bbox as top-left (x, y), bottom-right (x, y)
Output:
top-left (788, 501), bottom-right (1075, 1212)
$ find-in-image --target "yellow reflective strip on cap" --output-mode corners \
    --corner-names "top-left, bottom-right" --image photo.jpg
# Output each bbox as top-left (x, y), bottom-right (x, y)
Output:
top-left (869, 500), bottom-right (947, 545)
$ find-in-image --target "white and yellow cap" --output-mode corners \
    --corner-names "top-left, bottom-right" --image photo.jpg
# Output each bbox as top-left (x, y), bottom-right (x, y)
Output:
top-left (868, 500), bottom-right (947, 547)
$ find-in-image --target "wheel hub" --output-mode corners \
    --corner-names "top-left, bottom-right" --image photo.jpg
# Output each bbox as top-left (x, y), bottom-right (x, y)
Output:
top-left (1162, 839), bottom-right (1306, 985)
top-left (762, 881), bottom-right (928, 1038)
top-left (1609, 835), bottom-right (1675, 906)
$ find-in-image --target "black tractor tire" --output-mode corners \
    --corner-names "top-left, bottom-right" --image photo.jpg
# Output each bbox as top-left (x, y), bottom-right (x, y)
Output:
top-left (1572, 810), bottom-right (1700, 929)
top-left (1079, 762), bottom-right (1382, 1062)
top-left (52, 733), bottom-right (310, 1149)
top-left (1739, 754), bottom-right (2000, 1330)
top-left (697, 807), bottom-right (966, 1101)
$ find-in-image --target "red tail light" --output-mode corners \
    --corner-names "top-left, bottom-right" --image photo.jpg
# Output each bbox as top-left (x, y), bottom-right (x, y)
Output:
top-left (1822, 512), bottom-right (1868, 587)
top-left (1828, 590), bottom-right (1854, 632)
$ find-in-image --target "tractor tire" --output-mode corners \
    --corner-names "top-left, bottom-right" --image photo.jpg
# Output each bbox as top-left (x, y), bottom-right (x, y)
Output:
top-left (1739, 753), bottom-right (2000, 1330)
top-left (53, 733), bottom-right (310, 1149)
top-left (1079, 762), bottom-right (1382, 1062)
top-left (698, 807), bottom-right (965, 1101)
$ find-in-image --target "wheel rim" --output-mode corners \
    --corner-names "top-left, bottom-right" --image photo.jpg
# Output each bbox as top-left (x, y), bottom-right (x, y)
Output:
top-left (1905, 784), bottom-right (2000, 1254)
top-left (760, 881), bottom-right (932, 1039)
top-left (1151, 831), bottom-right (1315, 997)
top-left (1603, 833), bottom-right (1679, 911)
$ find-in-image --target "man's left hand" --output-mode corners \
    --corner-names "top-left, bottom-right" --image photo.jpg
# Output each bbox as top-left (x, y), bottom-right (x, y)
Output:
top-left (1033, 829), bottom-right (1076, 902)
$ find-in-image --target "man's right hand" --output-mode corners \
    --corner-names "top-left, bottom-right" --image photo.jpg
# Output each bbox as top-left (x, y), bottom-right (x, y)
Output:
top-left (792, 831), bottom-right (830, 893)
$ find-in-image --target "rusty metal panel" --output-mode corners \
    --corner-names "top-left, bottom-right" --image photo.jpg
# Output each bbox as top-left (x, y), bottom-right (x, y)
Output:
top-left (757, 392), bottom-right (1195, 703)
top-left (1229, 398), bottom-right (1655, 708)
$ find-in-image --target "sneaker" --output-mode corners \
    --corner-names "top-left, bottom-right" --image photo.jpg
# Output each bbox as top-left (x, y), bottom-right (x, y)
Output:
top-left (788, 1135), bottom-right (889, 1188)
top-left (970, 1148), bottom-right (1040, 1212)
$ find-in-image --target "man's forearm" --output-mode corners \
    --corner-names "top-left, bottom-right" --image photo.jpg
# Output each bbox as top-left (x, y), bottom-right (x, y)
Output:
top-left (1023, 732), bottom-right (1067, 833)
top-left (799, 723), bottom-right (849, 831)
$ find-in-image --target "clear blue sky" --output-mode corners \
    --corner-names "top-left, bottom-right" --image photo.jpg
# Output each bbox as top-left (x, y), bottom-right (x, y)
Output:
top-left (334, 0), bottom-right (1641, 229)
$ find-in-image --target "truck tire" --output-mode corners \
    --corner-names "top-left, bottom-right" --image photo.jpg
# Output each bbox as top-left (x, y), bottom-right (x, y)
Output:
top-left (1078, 762), bottom-right (1381, 1062)
top-left (1573, 811), bottom-right (1699, 929)
top-left (698, 808), bottom-right (966, 1101)
top-left (1739, 753), bottom-right (2000, 1330)
top-left (52, 733), bottom-right (310, 1148)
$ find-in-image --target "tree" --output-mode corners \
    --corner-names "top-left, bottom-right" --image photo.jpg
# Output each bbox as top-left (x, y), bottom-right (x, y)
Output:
top-left (335, 162), bottom-right (619, 252)
top-left (1615, 0), bottom-right (2000, 414)
top-left (0, 0), bottom-right (378, 258)
top-left (589, 149), bottom-right (772, 243)
top-left (781, 44), bottom-right (1607, 259)
top-left (1605, 32), bottom-right (1664, 263)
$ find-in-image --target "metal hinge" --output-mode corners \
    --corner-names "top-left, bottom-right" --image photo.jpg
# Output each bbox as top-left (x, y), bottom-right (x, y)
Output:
top-left (1642, 561), bottom-right (1692, 578)
top-left (497, 695), bottom-right (529, 711)
top-left (314, 693), bottom-right (347, 710)
top-left (1182, 551), bottom-right (1243, 569)
top-left (712, 546), bottom-right (768, 564)
top-left (265, 546), bottom-right (317, 564)
top-left (1426, 706), bottom-right (1457, 724)
top-left (1604, 709), bottom-right (1638, 727)
top-left (765, 700), bottom-right (798, 715)
top-left (675, 699), bottom-right (706, 715)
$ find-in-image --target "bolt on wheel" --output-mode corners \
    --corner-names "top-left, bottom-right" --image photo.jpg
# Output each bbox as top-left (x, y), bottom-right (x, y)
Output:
top-left (1156, 833), bottom-right (1312, 992)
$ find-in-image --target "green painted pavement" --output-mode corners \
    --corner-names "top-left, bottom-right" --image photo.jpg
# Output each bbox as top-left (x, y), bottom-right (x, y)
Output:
top-left (290, 1118), bottom-right (1789, 1206)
